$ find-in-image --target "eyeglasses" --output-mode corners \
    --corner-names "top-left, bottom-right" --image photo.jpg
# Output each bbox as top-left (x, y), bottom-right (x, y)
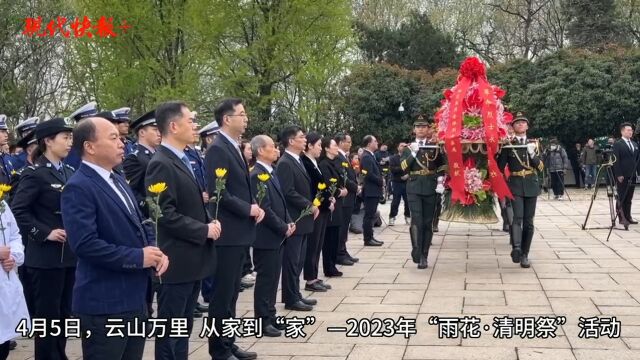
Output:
top-left (226, 114), bottom-right (248, 119)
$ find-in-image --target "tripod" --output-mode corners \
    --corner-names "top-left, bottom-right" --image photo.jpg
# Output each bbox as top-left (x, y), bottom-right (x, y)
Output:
top-left (582, 155), bottom-right (617, 232)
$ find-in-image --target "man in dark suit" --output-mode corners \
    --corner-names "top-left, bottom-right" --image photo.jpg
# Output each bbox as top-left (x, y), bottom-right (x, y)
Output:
top-left (613, 122), bottom-right (640, 229)
top-left (145, 101), bottom-right (221, 360)
top-left (250, 135), bottom-right (295, 337)
top-left (360, 135), bottom-right (384, 246)
top-left (275, 125), bottom-right (320, 312)
top-left (335, 133), bottom-right (359, 265)
top-left (61, 117), bottom-right (168, 360)
top-left (205, 98), bottom-right (264, 360)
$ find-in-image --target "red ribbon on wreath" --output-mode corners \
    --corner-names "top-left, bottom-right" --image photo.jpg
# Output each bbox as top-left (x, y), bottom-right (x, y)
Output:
top-left (444, 57), bottom-right (512, 204)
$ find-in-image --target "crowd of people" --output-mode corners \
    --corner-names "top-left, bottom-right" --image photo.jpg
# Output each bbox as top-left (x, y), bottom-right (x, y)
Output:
top-left (0, 100), bottom-right (638, 360)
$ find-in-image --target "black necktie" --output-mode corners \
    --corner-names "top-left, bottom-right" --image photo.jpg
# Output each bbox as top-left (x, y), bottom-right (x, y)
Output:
top-left (520, 138), bottom-right (525, 145)
top-left (271, 171), bottom-right (282, 191)
top-left (418, 140), bottom-right (424, 147)
top-left (110, 173), bottom-right (137, 216)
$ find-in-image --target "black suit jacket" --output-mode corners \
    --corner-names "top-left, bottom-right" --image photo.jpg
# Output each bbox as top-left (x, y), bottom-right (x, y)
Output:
top-left (204, 133), bottom-right (256, 247)
top-left (250, 163), bottom-right (291, 249)
top-left (318, 157), bottom-right (344, 227)
top-left (275, 152), bottom-right (314, 235)
top-left (338, 152), bottom-right (358, 208)
top-left (361, 150), bottom-right (383, 198)
top-left (145, 145), bottom-right (214, 283)
top-left (12, 156), bottom-right (77, 268)
top-left (613, 138), bottom-right (640, 179)
top-left (123, 144), bottom-right (155, 218)
top-left (301, 155), bottom-right (333, 212)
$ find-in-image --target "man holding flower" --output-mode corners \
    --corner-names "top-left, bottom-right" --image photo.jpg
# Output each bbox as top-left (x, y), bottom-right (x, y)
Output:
top-left (204, 98), bottom-right (264, 360)
top-left (249, 135), bottom-right (295, 337)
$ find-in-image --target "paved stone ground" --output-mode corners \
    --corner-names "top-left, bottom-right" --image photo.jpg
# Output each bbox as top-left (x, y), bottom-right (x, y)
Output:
top-left (10, 187), bottom-right (640, 360)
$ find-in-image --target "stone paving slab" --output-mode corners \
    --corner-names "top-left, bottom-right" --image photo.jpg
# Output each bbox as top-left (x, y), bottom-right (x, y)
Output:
top-left (9, 188), bottom-right (640, 359)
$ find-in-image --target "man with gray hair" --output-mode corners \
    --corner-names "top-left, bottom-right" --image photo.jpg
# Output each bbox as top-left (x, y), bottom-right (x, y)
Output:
top-left (249, 135), bottom-right (295, 337)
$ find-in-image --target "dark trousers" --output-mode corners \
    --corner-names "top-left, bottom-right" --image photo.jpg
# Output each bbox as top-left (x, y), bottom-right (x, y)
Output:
top-left (389, 181), bottom-right (410, 218)
top-left (337, 206), bottom-right (354, 260)
top-left (78, 311), bottom-right (147, 360)
top-left (407, 193), bottom-right (436, 262)
top-left (572, 162), bottom-right (585, 187)
top-left (208, 246), bottom-right (246, 360)
top-left (155, 281), bottom-right (200, 360)
top-left (511, 195), bottom-right (537, 255)
top-left (242, 247), bottom-right (253, 276)
top-left (550, 171), bottom-right (565, 196)
top-left (0, 341), bottom-right (9, 360)
top-left (201, 276), bottom-right (214, 303)
top-left (28, 267), bottom-right (75, 360)
top-left (617, 178), bottom-right (636, 222)
top-left (304, 212), bottom-right (329, 281)
top-left (18, 265), bottom-right (34, 315)
top-left (322, 225), bottom-right (341, 274)
top-left (362, 197), bottom-right (379, 241)
top-left (281, 234), bottom-right (307, 305)
top-left (253, 247), bottom-right (283, 322)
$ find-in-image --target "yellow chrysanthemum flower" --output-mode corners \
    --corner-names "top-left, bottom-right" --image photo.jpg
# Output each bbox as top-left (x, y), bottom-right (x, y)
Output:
top-left (317, 182), bottom-right (327, 190)
top-left (215, 168), bottom-right (228, 178)
top-left (313, 198), bottom-right (321, 207)
top-left (257, 173), bottom-right (270, 182)
top-left (0, 184), bottom-right (12, 193)
top-left (329, 178), bottom-right (337, 183)
top-left (361, 170), bottom-right (368, 175)
top-left (148, 182), bottom-right (168, 194)
top-left (341, 162), bottom-right (349, 168)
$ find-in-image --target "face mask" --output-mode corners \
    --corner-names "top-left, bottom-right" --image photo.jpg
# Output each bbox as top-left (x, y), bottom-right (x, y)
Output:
top-left (550, 145), bottom-right (558, 151)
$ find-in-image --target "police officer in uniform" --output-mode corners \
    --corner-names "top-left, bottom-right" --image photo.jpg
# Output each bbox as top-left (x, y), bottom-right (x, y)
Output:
top-left (12, 116), bottom-right (40, 169)
top-left (0, 115), bottom-right (15, 186)
top-left (497, 114), bottom-right (544, 268)
top-left (64, 101), bottom-right (99, 170)
top-left (199, 121), bottom-right (220, 153)
top-left (112, 107), bottom-right (136, 156)
top-left (400, 117), bottom-right (445, 269)
top-left (11, 118), bottom-right (76, 360)
top-left (123, 110), bottom-right (160, 218)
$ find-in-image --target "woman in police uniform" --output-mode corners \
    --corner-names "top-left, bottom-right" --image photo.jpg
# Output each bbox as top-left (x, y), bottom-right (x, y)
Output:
top-left (11, 118), bottom-right (75, 360)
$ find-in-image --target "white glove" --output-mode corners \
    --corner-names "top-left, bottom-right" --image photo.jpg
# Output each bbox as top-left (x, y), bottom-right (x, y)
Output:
top-left (436, 183), bottom-right (445, 194)
top-left (437, 176), bottom-right (444, 183)
top-left (526, 142), bottom-right (536, 156)
top-left (409, 142), bottom-right (419, 157)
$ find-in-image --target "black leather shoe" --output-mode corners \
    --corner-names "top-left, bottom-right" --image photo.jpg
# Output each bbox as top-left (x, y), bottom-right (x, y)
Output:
top-left (9, 340), bottom-right (17, 350)
top-left (336, 258), bottom-right (354, 266)
top-left (510, 247), bottom-right (522, 264)
top-left (193, 308), bottom-right (203, 318)
top-left (305, 282), bottom-right (328, 292)
top-left (285, 301), bottom-right (313, 311)
top-left (272, 320), bottom-right (286, 331)
top-left (196, 302), bottom-right (209, 312)
top-left (364, 239), bottom-right (383, 246)
top-left (630, 219), bottom-right (638, 224)
top-left (520, 255), bottom-right (531, 268)
top-left (318, 280), bottom-right (332, 289)
top-left (232, 348), bottom-right (258, 360)
top-left (262, 324), bottom-right (282, 337)
top-left (417, 256), bottom-right (428, 269)
top-left (433, 226), bottom-right (439, 233)
top-left (300, 298), bottom-right (317, 306)
top-left (349, 255), bottom-right (360, 263)
top-left (325, 270), bottom-right (343, 277)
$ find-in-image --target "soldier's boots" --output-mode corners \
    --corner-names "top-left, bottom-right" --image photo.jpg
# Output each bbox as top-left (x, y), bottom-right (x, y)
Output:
top-left (418, 255), bottom-right (428, 269)
top-left (510, 223), bottom-right (523, 264)
top-left (520, 254), bottom-right (531, 268)
top-left (410, 225), bottom-right (420, 264)
top-left (417, 238), bottom-right (430, 270)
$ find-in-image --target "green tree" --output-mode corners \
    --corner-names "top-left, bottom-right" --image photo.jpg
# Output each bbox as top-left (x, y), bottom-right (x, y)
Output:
top-left (195, 0), bottom-right (354, 136)
top-left (356, 11), bottom-right (462, 73)
top-left (65, 0), bottom-right (220, 117)
top-left (564, 0), bottom-right (631, 50)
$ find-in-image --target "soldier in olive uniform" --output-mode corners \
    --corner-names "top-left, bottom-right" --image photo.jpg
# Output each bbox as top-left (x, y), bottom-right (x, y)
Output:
top-left (497, 114), bottom-right (544, 268)
top-left (11, 118), bottom-right (76, 359)
top-left (400, 118), bottom-right (446, 269)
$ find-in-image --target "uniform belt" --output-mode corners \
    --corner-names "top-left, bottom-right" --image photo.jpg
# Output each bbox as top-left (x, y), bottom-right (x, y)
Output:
top-left (511, 169), bottom-right (535, 177)
top-left (410, 169), bottom-right (435, 176)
